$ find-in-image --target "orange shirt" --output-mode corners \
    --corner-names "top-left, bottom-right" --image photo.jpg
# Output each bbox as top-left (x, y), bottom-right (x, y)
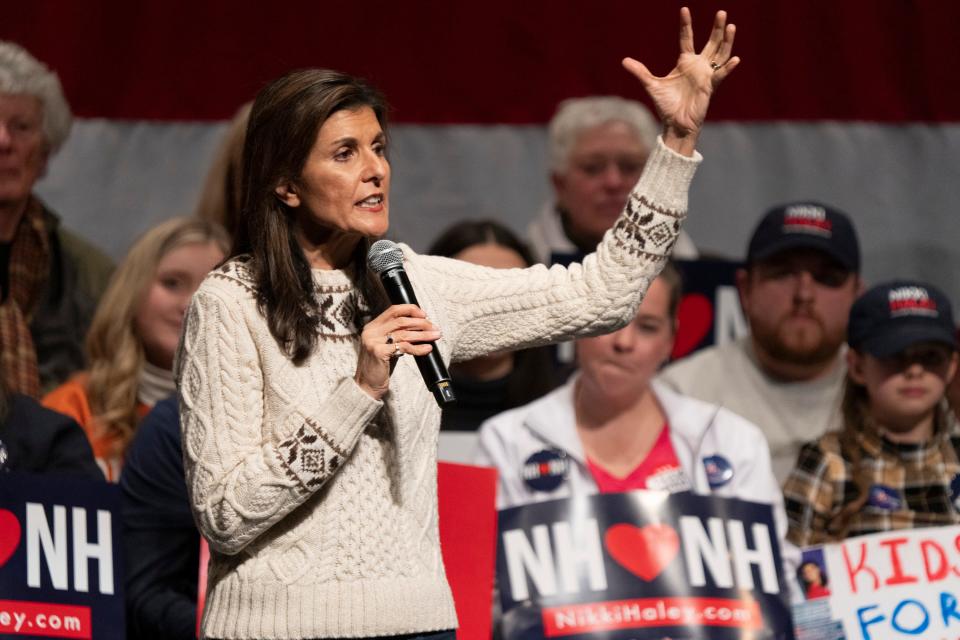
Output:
top-left (42, 373), bottom-right (149, 482)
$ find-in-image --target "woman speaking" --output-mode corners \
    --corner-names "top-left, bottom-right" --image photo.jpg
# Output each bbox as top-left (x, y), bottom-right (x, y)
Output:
top-left (176, 7), bottom-right (738, 639)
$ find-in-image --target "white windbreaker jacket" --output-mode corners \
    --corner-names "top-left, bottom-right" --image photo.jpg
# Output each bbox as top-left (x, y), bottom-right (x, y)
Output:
top-left (474, 376), bottom-right (801, 600)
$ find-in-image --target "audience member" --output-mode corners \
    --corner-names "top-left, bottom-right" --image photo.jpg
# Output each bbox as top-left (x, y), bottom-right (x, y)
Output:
top-left (0, 374), bottom-right (102, 477)
top-left (475, 265), bottom-right (785, 516)
top-left (783, 280), bottom-right (959, 546)
top-left (120, 395), bottom-right (198, 640)
top-left (193, 102), bottom-right (251, 241)
top-left (659, 202), bottom-right (862, 482)
top-left (427, 220), bottom-right (559, 432)
top-left (43, 217), bottom-right (228, 480)
top-left (527, 96), bottom-right (698, 266)
top-left (0, 41), bottom-right (114, 396)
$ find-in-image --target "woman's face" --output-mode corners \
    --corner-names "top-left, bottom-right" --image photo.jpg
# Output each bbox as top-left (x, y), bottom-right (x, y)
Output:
top-left (135, 241), bottom-right (225, 370)
top-left (801, 562), bottom-right (822, 585)
top-left (278, 106), bottom-right (390, 242)
top-left (848, 342), bottom-right (958, 433)
top-left (576, 277), bottom-right (675, 400)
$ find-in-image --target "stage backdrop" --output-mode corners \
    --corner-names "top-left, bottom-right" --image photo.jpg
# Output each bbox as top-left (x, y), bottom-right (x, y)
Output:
top-left (4, 1), bottom-right (960, 305)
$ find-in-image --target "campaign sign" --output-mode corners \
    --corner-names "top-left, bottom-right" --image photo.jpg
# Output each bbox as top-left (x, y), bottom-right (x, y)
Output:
top-left (672, 259), bottom-right (747, 359)
top-left (0, 472), bottom-right (123, 639)
top-left (793, 526), bottom-right (960, 640)
top-left (497, 491), bottom-right (794, 640)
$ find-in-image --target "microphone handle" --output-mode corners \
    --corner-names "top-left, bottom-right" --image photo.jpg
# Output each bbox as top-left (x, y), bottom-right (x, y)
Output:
top-left (379, 268), bottom-right (456, 406)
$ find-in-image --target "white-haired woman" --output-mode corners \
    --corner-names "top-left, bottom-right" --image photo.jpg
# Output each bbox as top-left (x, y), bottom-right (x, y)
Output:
top-left (526, 89), bottom-right (699, 266)
top-left (0, 40), bottom-right (114, 396)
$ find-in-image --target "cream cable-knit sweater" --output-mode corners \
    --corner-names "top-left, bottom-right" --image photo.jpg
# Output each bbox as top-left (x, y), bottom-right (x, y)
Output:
top-left (176, 138), bottom-right (700, 639)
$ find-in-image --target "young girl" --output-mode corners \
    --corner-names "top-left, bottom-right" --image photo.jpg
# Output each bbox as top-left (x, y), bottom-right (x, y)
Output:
top-left (784, 280), bottom-right (960, 546)
top-left (43, 217), bottom-right (228, 480)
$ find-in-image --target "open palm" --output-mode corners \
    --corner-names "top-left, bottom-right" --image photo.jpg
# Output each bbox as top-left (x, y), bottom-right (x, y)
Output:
top-left (623, 8), bottom-right (739, 143)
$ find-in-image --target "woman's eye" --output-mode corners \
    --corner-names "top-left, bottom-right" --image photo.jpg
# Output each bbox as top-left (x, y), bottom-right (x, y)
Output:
top-left (161, 277), bottom-right (183, 291)
top-left (373, 143), bottom-right (386, 156)
top-left (334, 148), bottom-right (354, 161)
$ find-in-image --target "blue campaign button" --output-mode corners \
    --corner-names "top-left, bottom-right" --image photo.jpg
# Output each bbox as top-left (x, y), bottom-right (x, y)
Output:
top-left (522, 449), bottom-right (570, 493)
top-left (868, 485), bottom-right (902, 511)
top-left (702, 455), bottom-right (734, 488)
top-left (950, 474), bottom-right (960, 511)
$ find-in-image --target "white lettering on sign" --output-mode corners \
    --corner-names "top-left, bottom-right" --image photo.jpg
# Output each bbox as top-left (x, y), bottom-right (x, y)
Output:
top-left (72, 508), bottom-right (114, 594)
top-left (23, 502), bottom-right (114, 594)
top-left (26, 503), bottom-right (68, 590)
top-left (503, 515), bottom-right (781, 602)
top-left (714, 286), bottom-right (747, 346)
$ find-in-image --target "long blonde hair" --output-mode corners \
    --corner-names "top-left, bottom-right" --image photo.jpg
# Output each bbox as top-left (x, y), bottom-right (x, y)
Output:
top-left (85, 217), bottom-right (230, 455)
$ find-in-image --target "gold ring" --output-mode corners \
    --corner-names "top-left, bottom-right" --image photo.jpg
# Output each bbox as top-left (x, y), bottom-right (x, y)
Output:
top-left (710, 61), bottom-right (723, 71)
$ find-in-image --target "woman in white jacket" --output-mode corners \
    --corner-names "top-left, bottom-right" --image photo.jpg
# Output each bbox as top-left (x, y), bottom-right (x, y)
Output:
top-left (475, 264), bottom-right (799, 596)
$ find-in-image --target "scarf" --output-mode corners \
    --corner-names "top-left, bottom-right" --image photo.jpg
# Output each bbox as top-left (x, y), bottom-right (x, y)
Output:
top-left (0, 198), bottom-right (50, 397)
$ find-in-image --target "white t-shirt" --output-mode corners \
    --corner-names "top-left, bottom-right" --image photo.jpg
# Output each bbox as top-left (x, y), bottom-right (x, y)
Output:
top-left (657, 336), bottom-right (846, 484)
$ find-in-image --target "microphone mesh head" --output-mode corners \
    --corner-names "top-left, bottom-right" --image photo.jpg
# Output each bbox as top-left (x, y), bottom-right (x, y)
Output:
top-left (367, 239), bottom-right (404, 274)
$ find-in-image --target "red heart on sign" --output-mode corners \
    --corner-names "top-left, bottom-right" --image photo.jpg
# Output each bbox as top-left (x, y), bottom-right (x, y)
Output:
top-left (672, 293), bottom-right (714, 359)
top-left (604, 523), bottom-right (679, 581)
top-left (0, 509), bottom-right (21, 567)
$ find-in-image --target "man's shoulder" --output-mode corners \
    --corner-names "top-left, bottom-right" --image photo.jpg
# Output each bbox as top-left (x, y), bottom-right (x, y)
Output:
top-left (660, 339), bottom-right (753, 384)
top-left (52, 224), bottom-right (115, 298)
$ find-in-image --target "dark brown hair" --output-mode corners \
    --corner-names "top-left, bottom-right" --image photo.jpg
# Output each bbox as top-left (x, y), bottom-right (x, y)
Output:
top-left (233, 69), bottom-right (389, 363)
top-left (427, 219), bottom-right (536, 267)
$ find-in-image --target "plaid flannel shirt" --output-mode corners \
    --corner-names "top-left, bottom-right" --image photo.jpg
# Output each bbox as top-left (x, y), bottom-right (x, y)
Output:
top-left (784, 417), bottom-right (960, 547)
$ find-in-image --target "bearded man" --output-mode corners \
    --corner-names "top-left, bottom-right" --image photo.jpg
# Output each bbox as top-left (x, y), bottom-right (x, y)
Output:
top-left (659, 202), bottom-right (861, 482)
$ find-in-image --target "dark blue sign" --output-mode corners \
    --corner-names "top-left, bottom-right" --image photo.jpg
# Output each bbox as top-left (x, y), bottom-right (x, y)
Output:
top-left (0, 472), bottom-right (123, 639)
top-left (497, 491), bottom-right (794, 640)
top-left (672, 258), bottom-right (746, 359)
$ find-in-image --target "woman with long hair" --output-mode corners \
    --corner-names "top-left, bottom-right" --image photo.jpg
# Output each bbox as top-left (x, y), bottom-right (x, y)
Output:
top-left (784, 280), bottom-right (960, 546)
top-left (43, 217), bottom-right (228, 480)
top-left (177, 8), bottom-right (739, 638)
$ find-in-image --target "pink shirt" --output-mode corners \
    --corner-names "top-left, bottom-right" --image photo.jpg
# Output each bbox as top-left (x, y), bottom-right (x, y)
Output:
top-left (587, 423), bottom-right (687, 493)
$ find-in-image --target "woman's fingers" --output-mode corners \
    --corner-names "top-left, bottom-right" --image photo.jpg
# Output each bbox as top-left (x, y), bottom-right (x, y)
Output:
top-left (713, 55), bottom-right (740, 84)
top-left (621, 57), bottom-right (654, 87)
top-left (385, 303), bottom-right (426, 320)
top-left (712, 23), bottom-right (737, 67)
top-left (678, 6), bottom-right (695, 54)
top-left (700, 10), bottom-right (728, 58)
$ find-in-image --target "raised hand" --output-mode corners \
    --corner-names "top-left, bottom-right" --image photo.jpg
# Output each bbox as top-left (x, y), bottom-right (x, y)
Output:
top-left (622, 7), bottom-right (739, 156)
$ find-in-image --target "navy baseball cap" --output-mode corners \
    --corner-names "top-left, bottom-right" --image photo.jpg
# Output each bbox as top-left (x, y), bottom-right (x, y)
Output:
top-left (848, 280), bottom-right (958, 357)
top-left (747, 202), bottom-right (860, 272)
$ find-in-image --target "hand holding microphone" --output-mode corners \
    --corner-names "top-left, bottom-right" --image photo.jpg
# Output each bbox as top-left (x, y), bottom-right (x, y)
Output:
top-left (358, 240), bottom-right (456, 406)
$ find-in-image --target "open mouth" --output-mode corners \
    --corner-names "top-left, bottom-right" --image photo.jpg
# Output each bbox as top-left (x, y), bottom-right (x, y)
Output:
top-left (356, 194), bottom-right (384, 207)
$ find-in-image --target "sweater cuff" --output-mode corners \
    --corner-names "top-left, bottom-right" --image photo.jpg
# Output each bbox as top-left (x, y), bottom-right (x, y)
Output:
top-left (276, 378), bottom-right (382, 491)
top-left (311, 377), bottom-right (383, 451)
top-left (634, 136), bottom-right (702, 215)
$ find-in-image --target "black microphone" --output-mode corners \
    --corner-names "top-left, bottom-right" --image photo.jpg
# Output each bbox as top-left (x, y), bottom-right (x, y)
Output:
top-left (367, 240), bottom-right (456, 406)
